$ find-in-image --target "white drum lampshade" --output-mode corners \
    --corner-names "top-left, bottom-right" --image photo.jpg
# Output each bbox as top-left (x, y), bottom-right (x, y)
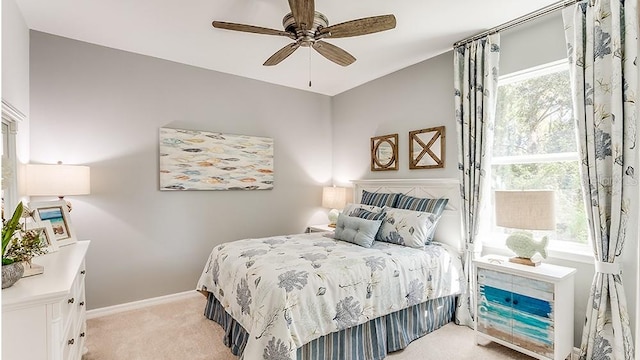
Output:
top-left (494, 190), bottom-right (555, 266)
top-left (26, 163), bottom-right (91, 211)
top-left (322, 186), bottom-right (347, 227)
top-left (494, 190), bottom-right (556, 231)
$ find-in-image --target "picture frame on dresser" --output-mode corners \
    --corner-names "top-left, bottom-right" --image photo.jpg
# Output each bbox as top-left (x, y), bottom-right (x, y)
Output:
top-left (29, 200), bottom-right (77, 247)
top-left (26, 220), bottom-right (60, 254)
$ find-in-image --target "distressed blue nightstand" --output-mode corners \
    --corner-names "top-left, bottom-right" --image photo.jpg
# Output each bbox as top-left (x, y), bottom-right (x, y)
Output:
top-left (474, 255), bottom-right (576, 360)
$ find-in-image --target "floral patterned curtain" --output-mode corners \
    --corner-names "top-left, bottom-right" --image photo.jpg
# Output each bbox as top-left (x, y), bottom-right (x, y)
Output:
top-left (453, 34), bottom-right (500, 327)
top-left (563, 0), bottom-right (637, 358)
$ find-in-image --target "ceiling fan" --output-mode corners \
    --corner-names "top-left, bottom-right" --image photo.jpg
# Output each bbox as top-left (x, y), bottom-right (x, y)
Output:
top-left (212, 0), bottom-right (396, 67)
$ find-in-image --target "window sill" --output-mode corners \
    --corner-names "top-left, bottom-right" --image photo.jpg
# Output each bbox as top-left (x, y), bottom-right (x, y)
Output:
top-left (480, 233), bottom-right (594, 265)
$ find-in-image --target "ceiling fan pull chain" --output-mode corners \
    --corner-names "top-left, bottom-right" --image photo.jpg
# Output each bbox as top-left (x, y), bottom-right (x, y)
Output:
top-left (308, 47), bottom-right (312, 87)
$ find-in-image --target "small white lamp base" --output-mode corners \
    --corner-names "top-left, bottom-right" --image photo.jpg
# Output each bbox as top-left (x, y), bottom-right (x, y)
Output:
top-left (327, 209), bottom-right (340, 228)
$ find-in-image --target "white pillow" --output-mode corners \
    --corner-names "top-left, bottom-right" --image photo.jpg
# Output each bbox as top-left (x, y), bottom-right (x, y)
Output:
top-left (342, 203), bottom-right (383, 217)
top-left (376, 207), bottom-right (437, 248)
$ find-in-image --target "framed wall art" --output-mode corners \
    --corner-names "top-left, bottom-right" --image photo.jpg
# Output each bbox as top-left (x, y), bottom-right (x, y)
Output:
top-left (28, 200), bottom-right (77, 247)
top-left (409, 126), bottom-right (445, 170)
top-left (159, 127), bottom-right (274, 191)
top-left (371, 134), bottom-right (398, 171)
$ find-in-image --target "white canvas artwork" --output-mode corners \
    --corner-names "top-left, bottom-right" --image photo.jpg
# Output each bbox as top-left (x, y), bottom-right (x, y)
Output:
top-left (159, 127), bottom-right (274, 190)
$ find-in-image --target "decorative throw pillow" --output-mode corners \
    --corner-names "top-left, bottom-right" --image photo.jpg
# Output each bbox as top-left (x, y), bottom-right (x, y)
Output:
top-left (350, 208), bottom-right (386, 221)
top-left (394, 194), bottom-right (448, 243)
top-left (376, 208), bottom-right (437, 248)
top-left (334, 213), bottom-right (382, 248)
top-left (342, 203), bottom-right (383, 217)
top-left (360, 190), bottom-right (399, 208)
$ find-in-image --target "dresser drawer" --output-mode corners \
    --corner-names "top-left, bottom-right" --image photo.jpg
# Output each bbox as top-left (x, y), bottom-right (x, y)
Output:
top-left (63, 317), bottom-right (87, 360)
top-left (62, 262), bottom-right (86, 360)
top-left (62, 320), bottom-right (77, 360)
top-left (61, 261), bottom-right (87, 335)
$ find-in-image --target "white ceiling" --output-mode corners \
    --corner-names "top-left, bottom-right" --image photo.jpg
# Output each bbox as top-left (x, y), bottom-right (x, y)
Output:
top-left (16, 0), bottom-right (559, 96)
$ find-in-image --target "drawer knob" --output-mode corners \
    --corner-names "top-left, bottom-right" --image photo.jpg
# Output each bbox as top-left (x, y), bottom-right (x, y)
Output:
top-left (81, 270), bottom-right (86, 275)
top-left (505, 298), bottom-right (510, 303)
top-left (80, 332), bottom-right (86, 338)
top-left (68, 339), bottom-right (75, 345)
top-left (68, 298), bottom-right (75, 304)
top-left (513, 300), bottom-right (519, 305)
top-left (79, 301), bottom-right (85, 306)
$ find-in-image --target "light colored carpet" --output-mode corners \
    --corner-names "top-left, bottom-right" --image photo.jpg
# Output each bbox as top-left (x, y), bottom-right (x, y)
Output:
top-left (83, 293), bottom-right (535, 360)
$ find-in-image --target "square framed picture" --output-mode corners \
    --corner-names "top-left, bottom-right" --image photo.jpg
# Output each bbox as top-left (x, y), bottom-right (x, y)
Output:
top-left (26, 220), bottom-right (60, 254)
top-left (28, 200), bottom-right (77, 247)
top-left (409, 126), bottom-right (445, 170)
top-left (370, 133), bottom-right (399, 171)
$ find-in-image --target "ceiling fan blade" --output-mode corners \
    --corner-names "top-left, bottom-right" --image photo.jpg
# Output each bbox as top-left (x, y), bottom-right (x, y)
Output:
top-left (288, 0), bottom-right (315, 30)
top-left (318, 15), bottom-right (396, 38)
top-left (263, 43), bottom-right (300, 66)
top-left (312, 41), bottom-right (356, 67)
top-left (212, 21), bottom-right (293, 38)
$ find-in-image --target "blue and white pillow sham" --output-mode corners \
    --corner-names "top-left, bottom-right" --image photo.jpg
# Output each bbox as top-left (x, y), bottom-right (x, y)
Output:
top-left (393, 194), bottom-right (448, 243)
top-left (342, 203), bottom-right (383, 217)
top-left (350, 208), bottom-right (387, 221)
top-left (376, 207), bottom-right (437, 248)
top-left (361, 190), bottom-right (399, 208)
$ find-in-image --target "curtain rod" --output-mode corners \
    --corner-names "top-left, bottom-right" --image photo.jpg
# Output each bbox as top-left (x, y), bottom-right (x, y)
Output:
top-left (453, 0), bottom-right (581, 48)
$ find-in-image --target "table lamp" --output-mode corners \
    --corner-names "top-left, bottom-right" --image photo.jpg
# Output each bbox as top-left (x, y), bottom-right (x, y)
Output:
top-left (494, 190), bottom-right (555, 266)
top-left (322, 186), bottom-right (347, 228)
top-left (25, 162), bottom-right (91, 212)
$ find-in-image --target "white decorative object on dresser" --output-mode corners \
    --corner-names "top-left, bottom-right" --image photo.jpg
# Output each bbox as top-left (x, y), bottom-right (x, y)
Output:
top-left (474, 255), bottom-right (576, 360)
top-left (2, 241), bottom-right (90, 360)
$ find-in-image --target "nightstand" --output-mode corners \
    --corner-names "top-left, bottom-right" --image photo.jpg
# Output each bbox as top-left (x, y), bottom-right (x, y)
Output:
top-left (306, 224), bottom-right (335, 233)
top-left (474, 255), bottom-right (576, 360)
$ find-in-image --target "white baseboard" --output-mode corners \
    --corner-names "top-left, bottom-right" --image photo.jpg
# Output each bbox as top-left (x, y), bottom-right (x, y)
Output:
top-left (86, 290), bottom-right (201, 319)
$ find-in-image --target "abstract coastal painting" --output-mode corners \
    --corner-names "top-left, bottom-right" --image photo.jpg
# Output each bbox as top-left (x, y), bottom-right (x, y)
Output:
top-left (159, 127), bottom-right (274, 191)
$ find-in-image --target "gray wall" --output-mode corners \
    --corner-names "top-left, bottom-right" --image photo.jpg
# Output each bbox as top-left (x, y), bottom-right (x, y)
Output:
top-left (331, 50), bottom-right (457, 184)
top-left (332, 11), bottom-right (637, 348)
top-left (29, 31), bottom-right (333, 309)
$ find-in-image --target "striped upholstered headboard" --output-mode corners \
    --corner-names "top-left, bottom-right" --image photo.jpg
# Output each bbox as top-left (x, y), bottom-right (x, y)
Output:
top-left (351, 179), bottom-right (463, 253)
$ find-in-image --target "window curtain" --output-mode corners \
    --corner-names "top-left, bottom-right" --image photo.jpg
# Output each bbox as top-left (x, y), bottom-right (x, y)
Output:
top-left (562, 0), bottom-right (637, 359)
top-left (453, 34), bottom-right (500, 327)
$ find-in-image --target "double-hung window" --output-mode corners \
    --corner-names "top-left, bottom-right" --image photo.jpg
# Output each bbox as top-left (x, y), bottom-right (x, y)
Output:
top-left (485, 60), bottom-right (590, 258)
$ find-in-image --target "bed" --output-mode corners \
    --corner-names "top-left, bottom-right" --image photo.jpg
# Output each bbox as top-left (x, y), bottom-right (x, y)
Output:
top-left (196, 179), bottom-right (464, 360)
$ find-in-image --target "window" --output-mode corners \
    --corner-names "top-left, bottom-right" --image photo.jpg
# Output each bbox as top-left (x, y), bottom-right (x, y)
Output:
top-left (486, 60), bottom-right (589, 254)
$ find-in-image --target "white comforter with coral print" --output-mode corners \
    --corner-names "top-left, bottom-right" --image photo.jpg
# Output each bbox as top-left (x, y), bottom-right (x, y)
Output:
top-left (196, 232), bottom-right (464, 360)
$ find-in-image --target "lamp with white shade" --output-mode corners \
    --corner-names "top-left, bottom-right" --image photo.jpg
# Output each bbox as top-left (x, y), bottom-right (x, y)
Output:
top-left (322, 186), bottom-right (347, 228)
top-left (25, 162), bottom-right (91, 212)
top-left (494, 190), bottom-right (555, 266)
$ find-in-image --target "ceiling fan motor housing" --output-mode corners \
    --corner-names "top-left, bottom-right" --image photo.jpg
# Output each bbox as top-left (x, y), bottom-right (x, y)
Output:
top-left (282, 11), bottom-right (329, 46)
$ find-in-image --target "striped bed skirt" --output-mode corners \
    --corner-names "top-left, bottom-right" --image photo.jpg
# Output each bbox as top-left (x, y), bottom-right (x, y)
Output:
top-left (204, 292), bottom-right (457, 360)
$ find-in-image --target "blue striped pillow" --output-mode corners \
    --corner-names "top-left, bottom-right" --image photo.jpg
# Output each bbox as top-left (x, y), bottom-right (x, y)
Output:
top-left (361, 190), bottom-right (399, 208)
top-left (394, 194), bottom-right (448, 243)
top-left (350, 208), bottom-right (387, 221)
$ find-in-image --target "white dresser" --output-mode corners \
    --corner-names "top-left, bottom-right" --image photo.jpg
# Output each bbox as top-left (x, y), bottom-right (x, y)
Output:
top-left (2, 241), bottom-right (90, 360)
